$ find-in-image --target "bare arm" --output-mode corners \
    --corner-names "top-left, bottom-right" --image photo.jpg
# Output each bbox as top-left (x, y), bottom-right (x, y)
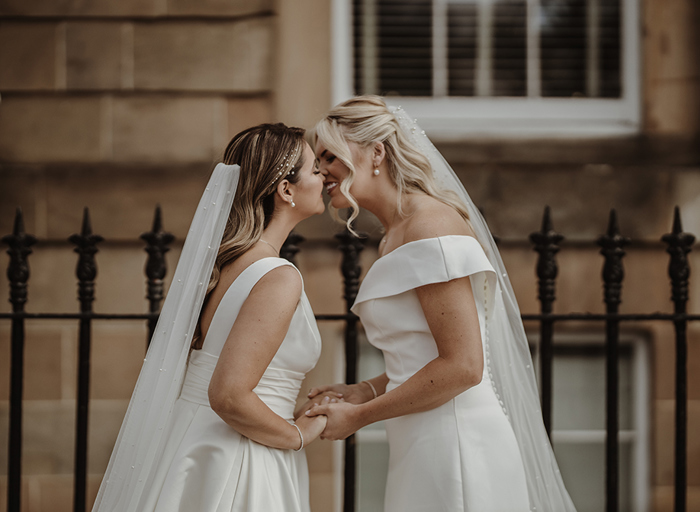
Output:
top-left (307, 275), bottom-right (484, 440)
top-left (308, 206), bottom-right (483, 439)
top-left (306, 373), bottom-right (390, 405)
top-left (208, 265), bottom-right (326, 449)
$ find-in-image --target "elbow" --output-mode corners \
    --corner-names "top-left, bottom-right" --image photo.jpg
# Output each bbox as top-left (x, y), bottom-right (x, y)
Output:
top-left (209, 385), bottom-right (243, 420)
top-left (458, 360), bottom-right (484, 391)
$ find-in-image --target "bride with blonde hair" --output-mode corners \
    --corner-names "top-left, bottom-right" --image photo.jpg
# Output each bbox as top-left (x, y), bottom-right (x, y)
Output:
top-left (307, 96), bottom-right (576, 512)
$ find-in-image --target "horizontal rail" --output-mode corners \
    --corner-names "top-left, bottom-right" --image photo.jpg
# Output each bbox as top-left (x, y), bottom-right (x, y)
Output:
top-left (2, 311), bottom-right (699, 322)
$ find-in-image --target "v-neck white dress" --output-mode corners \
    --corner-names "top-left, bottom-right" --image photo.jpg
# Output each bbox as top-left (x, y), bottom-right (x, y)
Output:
top-left (138, 258), bottom-right (322, 512)
top-left (352, 236), bottom-right (530, 512)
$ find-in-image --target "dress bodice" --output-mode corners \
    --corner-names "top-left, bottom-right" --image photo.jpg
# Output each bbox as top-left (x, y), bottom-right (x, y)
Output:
top-left (351, 236), bottom-right (496, 392)
top-left (180, 258), bottom-right (322, 420)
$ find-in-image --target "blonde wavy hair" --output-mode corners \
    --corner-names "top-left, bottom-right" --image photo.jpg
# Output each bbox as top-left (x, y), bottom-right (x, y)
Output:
top-left (191, 123), bottom-right (305, 350)
top-left (314, 95), bottom-right (470, 231)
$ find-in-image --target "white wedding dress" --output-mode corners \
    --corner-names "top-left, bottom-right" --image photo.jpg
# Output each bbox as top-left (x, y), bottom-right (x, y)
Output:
top-left (137, 257), bottom-right (322, 512)
top-left (352, 235), bottom-right (531, 512)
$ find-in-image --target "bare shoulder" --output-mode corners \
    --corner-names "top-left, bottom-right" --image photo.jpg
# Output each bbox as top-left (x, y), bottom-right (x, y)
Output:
top-left (403, 196), bottom-right (475, 244)
top-left (249, 263), bottom-right (302, 304)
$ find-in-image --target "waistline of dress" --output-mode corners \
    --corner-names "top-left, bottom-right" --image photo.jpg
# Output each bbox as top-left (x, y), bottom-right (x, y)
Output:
top-left (179, 350), bottom-right (305, 420)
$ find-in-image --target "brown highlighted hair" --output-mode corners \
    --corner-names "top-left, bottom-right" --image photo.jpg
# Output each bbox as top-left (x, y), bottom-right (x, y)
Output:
top-left (192, 123), bottom-right (305, 349)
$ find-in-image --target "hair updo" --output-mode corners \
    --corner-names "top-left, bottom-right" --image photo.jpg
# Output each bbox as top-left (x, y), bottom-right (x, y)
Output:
top-left (314, 95), bottom-right (470, 230)
top-left (192, 123), bottom-right (305, 349)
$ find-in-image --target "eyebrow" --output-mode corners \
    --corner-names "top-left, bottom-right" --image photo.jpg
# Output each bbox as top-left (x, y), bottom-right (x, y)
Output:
top-left (320, 149), bottom-right (327, 158)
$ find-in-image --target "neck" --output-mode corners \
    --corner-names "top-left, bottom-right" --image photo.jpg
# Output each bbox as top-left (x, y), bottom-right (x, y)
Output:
top-left (361, 182), bottom-right (405, 232)
top-left (261, 213), bottom-right (297, 254)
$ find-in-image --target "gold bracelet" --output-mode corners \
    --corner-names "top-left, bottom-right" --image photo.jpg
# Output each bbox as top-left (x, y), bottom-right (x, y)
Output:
top-left (361, 380), bottom-right (378, 399)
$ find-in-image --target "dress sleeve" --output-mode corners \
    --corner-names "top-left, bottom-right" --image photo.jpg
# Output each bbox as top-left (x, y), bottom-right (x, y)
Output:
top-left (352, 235), bottom-right (496, 312)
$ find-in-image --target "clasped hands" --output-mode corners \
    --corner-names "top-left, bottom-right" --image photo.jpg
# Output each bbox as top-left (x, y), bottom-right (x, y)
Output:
top-left (294, 383), bottom-right (372, 441)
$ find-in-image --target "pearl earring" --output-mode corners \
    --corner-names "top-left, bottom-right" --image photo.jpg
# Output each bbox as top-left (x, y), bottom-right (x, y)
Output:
top-left (373, 169), bottom-right (380, 176)
top-left (291, 201), bottom-right (295, 208)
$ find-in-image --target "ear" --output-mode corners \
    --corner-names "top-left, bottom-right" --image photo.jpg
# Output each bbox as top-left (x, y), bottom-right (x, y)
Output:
top-left (372, 141), bottom-right (386, 168)
top-left (276, 178), bottom-right (294, 206)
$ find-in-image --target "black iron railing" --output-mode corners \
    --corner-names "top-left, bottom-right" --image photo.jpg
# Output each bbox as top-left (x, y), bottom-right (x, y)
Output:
top-left (1, 205), bottom-right (697, 512)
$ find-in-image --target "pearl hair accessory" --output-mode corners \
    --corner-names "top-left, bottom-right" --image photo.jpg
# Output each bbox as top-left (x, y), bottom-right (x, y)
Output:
top-left (373, 169), bottom-right (380, 176)
top-left (269, 144), bottom-right (301, 190)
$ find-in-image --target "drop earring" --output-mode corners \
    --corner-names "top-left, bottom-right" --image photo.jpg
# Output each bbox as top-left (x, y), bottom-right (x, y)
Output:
top-left (291, 201), bottom-right (296, 208)
top-left (373, 169), bottom-right (380, 176)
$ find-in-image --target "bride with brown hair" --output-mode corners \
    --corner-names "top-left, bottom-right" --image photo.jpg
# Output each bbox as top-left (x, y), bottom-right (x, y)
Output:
top-left (307, 96), bottom-right (576, 512)
top-left (93, 123), bottom-right (330, 512)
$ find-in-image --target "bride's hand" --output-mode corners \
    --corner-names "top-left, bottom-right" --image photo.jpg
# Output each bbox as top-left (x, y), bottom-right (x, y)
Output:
top-left (307, 382), bottom-right (373, 405)
top-left (305, 401), bottom-right (361, 441)
top-left (295, 392), bottom-right (344, 419)
top-left (294, 412), bottom-right (327, 447)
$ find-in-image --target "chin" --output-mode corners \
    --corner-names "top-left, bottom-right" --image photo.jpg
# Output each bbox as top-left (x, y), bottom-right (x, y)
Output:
top-left (330, 196), bottom-right (351, 210)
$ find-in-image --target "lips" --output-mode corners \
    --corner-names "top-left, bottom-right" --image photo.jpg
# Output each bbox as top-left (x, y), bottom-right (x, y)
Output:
top-left (325, 182), bottom-right (338, 194)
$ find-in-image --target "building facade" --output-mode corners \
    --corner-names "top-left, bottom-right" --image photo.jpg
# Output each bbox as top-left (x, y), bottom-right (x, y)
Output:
top-left (0, 0), bottom-right (698, 511)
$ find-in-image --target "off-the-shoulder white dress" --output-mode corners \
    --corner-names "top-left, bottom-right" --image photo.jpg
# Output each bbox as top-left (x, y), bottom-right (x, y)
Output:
top-left (138, 258), bottom-right (322, 512)
top-left (352, 236), bottom-right (530, 512)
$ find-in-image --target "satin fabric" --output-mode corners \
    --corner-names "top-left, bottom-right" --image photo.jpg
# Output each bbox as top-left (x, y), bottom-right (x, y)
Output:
top-left (138, 257), bottom-right (322, 512)
top-left (352, 236), bottom-right (530, 512)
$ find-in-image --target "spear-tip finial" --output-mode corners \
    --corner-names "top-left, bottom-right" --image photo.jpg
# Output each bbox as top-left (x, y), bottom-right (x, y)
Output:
top-left (12, 207), bottom-right (25, 236)
top-left (80, 207), bottom-right (92, 236)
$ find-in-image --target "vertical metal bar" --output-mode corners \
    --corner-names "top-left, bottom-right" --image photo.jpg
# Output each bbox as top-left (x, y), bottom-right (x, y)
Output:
top-left (281, 231), bottom-right (305, 266)
top-left (662, 207), bottom-right (694, 512)
top-left (69, 208), bottom-right (103, 512)
top-left (2, 208), bottom-right (37, 512)
top-left (336, 226), bottom-right (365, 512)
top-left (141, 205), bottom-right (174, 343)
top-left (529, 206), bottom-right (563, 437)
top-left (598, 209), bottom-right (629, 512)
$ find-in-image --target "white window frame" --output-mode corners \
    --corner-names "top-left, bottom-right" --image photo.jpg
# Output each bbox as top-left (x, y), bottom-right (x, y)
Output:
top-left (331, 0), bottom-right (641, 140)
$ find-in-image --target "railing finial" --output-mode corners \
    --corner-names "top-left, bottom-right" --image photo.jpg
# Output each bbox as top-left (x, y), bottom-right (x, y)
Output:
top-left (662, 206), bottom-right (695, 307)
top-left (598, 209), bottom-right (630, 308)
top-left (3, 208), bottom-right (38, 313)
top-left (69, 208), bottom-right (103, 311)
top-left (141, 206), bottom-right (175, 342)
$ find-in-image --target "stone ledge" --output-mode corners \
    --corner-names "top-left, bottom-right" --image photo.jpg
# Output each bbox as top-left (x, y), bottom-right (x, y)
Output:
top-left (0, 0), bottom-right (272, 17)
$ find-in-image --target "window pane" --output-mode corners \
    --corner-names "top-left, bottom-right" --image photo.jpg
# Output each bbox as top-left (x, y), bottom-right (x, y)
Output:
top-left (552, 344), bottom-right (633, 431)
top-left (447, 3), bottom-right (477, 96)
top-left (600, 0), bottom-right (622, 97)
top-left (540, 0), bottom-right (587, 97)
top-left (353, 0), bottom-right (433, 97)
top-left (378, 0), bottom-right (433, 96)
top-left (357, 439), bottom-right (390, 511)
top-left (493, 0), bottom-right (527, 96)
top-left (553, 442), bottom-right (633, 512)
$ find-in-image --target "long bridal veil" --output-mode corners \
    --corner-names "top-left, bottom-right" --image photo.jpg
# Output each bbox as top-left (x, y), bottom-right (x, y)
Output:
top-left (92, 163), bottom-right (240, 512)
top-left (391, 106), bottom-right (576, 512)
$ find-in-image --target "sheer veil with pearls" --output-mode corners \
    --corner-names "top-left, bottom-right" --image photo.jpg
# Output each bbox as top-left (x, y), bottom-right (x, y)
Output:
top-left (390, 105), bottom-right (576, 512)
top-left (92, 163), bottom-right (240, 512)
